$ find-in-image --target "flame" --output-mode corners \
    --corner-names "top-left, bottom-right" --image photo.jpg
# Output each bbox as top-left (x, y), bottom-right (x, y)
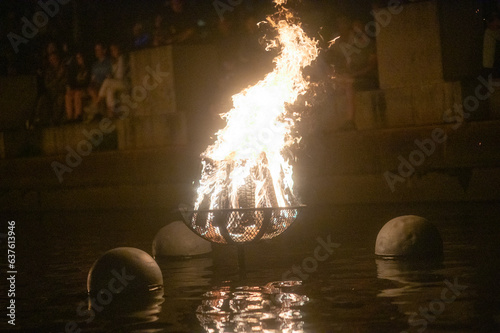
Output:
top-left (194, 1), bottom-right (318, 211)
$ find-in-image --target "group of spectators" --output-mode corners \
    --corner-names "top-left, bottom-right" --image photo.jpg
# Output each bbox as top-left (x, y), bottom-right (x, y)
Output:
top-left (5, 0), bottom-right (441, 132)
top-left (29, 40), bottom-right (128, 128)
top-left (27, 0), bottom-right (275, 129)
top-left (132, 0), bottom-right (199, 49)
top-left (129, 0), bottom-right (275, 97)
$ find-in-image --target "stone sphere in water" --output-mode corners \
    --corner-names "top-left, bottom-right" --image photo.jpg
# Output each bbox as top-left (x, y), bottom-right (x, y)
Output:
top-left (375, 215), bottom-right (443, 258)
top-left (152, 221), bottom-right (212, 258)
top-left (87, 247), bottom-right (163, 295)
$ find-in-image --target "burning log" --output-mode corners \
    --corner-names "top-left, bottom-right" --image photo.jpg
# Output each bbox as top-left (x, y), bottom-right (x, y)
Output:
top-left (184, 0), bottom-right (317, 246)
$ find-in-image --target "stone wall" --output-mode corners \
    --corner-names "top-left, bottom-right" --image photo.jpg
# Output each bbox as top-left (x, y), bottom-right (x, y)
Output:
top-left (122, 43), bottom-right (218, 150)
top-left (377, 0), bottom-right (444, 90)
top-left (128, 45), bottom-right (176, 116)
top-left (352, 0), bottom-right (485, 130)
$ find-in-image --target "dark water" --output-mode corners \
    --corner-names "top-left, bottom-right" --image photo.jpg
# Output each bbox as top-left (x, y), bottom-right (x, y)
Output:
top-left (1, 202), bottom-right (499, 332)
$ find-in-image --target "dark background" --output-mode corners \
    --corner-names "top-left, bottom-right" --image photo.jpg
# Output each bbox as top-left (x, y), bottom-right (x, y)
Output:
top-left (0, 0), bottom-right (423, 75)
top-left (1, 0), bottom-right (499, 76)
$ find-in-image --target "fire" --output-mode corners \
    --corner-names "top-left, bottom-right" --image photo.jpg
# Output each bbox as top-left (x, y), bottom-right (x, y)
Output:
top-left (194, 1), bottom-right (318, 211)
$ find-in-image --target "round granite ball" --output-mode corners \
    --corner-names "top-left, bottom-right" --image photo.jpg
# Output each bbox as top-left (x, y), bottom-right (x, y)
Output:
top-left (87, 247), bottom-right (163, 295)
top-left (375, 215), bottom-right (443, 258)
top-left (152, 221), bottom-right (212, 258)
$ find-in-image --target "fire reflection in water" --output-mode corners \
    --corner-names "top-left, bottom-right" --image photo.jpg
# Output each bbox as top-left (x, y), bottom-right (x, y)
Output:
top-left (197, 281), bottom-right (309, 332)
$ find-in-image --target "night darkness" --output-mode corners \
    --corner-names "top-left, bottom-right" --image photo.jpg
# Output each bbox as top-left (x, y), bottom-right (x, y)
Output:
top-left (2, 0), bottom-right (499, 76)
top-left (0, 0), bottom-right (388, 75)
top-left (1, 1), bottom-right (500, 331)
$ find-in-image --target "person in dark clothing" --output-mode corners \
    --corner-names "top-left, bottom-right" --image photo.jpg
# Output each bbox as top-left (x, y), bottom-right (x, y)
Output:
top-left (65, 51), bottom-right (90, 122)
top-left (164, 0), bottom-right (198, 44)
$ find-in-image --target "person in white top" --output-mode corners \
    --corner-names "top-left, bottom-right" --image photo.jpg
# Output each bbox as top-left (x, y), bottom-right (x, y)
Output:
top-left (97, 43), bottom-right (128, 118)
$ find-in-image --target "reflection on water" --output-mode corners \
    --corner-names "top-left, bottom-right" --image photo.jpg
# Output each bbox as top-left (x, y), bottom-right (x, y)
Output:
top-left (197, 281), bottom-right (309, 332)
top-left (376, 258), bottom-right (445, 298)
top-left (4, 204), bottom-right (500, 332)
top-left (87, 290), bottom-right (165, 332)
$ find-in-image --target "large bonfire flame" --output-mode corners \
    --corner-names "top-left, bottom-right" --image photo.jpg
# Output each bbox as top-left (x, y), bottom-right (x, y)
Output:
top-left (194, 0), bottom-right (318, 211)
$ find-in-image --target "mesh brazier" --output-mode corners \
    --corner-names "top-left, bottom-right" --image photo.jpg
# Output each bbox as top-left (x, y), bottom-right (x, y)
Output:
top-left (184, 206), bottom-right (304, 244)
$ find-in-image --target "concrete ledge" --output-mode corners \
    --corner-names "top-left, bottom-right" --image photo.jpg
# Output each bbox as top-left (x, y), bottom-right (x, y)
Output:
top-left (0, 189), bottom-right (40, 212)
top-left (488, 89), bottom-right (500, 120)
top-left (117, 113), bottom-right (188, 150)
top-left (301, 167), bottom-right (500, 205)
top-left (3, 165), bottom-right (498, 212)
top-left (40, 183), bottom-right (193, 211)
top-left (37, 112), bottom-right (188, 156)
top-left (0, 147), bottom-right (199, 190)
top-left (41, 121), bottom-right (118, 156)
top-left (300, 120), bottom-right (500, 184)
top-left (0, 129), bottom-right (40, 158)
top-left (354, 90), bottom-right (386, 130)
top-left (0, 75), bottom-right (37, 130)
top-left (383, 81), bottom-right (462, 128)
top-left (1, 121), bottom-right (500, 212)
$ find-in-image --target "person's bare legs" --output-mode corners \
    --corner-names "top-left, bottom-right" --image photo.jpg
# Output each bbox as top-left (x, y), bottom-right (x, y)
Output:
top-left (88, 87), bottom-right (98, 106)
top-left (65, 89), bottom-right (74, 121)
top-left (99, 78), bottom-right (125, 118)
top-left (98, 80), bottom-right (113, 118)
top-left (74, 90), bottom-right (83, 120)
top-left (84, 87), bottom-right (100, 122)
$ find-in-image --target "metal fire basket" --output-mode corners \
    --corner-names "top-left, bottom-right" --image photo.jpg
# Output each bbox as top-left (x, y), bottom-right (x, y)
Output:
top-left (184, 206), bottom-right (304, 245)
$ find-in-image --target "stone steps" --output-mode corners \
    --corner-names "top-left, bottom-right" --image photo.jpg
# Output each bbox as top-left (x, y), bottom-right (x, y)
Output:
top-left (1, 120), bottom-right (499, 212)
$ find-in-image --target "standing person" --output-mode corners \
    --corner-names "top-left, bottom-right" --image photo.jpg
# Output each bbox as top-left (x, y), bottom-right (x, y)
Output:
top-left (28, 41), bottom-right (60, 128)
top-left (97, 43), bottom-right (128, 118)
top-left (35, 52), bottom-right (67, 126)
top-left (349, 19), bottom-right (378, 91)
top-left (65, 51), bottom-right (90, 122)
top-left (86, 42), bottom-right (112, 120)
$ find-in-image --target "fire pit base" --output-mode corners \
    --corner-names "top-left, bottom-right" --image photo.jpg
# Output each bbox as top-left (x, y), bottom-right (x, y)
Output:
top-left (182, 206), bottom-right (305, 245)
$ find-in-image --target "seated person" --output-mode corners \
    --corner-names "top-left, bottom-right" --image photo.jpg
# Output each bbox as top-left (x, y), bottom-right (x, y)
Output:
top-left (97, 43), bottom-right (129, 118)
top-left (152, 14), bottom-right (169, 47)
top-left (132, 22), bottom-right (150, 49)
top-left (164, 0), bottom-right (197, 44)
top-left (65, 51), bottom-right (90, 122)
top-left (86, 43), bottom-right (112, 119)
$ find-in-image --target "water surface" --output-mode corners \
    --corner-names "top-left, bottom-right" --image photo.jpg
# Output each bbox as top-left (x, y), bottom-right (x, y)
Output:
top-left (1, 202), bottom-right (499, 332)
